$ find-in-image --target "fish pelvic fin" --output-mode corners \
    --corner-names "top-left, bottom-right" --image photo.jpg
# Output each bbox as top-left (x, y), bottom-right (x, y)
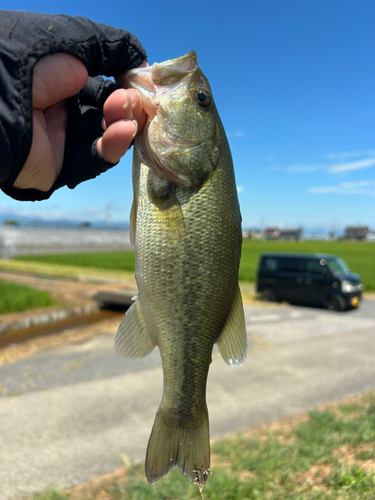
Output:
top-left (145, 406), bottom-right (211, 487)
top-left (216, 284), bottom-right (247, 367)
top-left (115, 299), bottom-right (156, 358)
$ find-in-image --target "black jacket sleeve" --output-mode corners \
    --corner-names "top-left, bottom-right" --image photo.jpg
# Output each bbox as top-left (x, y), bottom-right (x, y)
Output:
top-left (0, 11), bottom-right (147, 201)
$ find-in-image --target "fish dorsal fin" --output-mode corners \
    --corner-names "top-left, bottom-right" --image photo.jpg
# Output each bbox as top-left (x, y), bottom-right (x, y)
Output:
top-left (115, 298), bottom-right (156, 358)
top-left (129, 194), bottom-right (137, 246)
top-left (216, 285), bottom-right (247, 367)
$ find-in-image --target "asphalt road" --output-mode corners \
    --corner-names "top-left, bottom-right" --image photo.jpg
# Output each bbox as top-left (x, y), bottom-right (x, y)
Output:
top-left (1, 298), bottom-right (375, 499)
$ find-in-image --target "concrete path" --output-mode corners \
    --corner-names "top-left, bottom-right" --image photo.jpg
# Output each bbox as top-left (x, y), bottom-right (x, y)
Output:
top-left (1, 299), bottom-right (375, 499)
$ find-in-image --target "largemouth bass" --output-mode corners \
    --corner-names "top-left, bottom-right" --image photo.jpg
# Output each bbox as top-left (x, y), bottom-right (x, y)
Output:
top-left (115, 51), bottom-right (247, 487)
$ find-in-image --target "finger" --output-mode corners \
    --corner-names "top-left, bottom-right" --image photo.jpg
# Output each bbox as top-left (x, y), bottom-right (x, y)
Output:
top-left (103, 88), bottom-right (147, 131)
top-left (33, 53), bottom-right (88, 109)
top-left (103, 89), bottom-right (132, 126)
top-left (96, 119), bottom-right (138, 164)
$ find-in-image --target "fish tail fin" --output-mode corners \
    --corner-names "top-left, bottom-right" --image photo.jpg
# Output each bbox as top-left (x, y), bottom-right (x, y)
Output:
top-left (145, 406), bottom-right (211, 487)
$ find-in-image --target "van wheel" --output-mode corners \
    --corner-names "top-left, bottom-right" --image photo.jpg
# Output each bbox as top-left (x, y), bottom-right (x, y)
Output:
top-left (261, 287), bottom-right (278, 302)
top-left (326, 294), bottom-right (347, 311)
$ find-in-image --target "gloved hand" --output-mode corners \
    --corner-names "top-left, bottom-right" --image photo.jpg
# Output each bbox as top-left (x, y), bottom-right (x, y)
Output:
top-left (0, 11), bottom-right (147, 201)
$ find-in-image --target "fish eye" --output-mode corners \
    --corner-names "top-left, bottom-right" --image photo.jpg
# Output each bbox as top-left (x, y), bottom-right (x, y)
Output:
top-left (194, 89), bottom-right (211, 108)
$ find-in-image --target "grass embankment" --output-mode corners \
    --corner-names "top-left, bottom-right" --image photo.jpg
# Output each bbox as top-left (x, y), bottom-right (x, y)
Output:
top-left (15, 240), bottom-right (375, 291)
top-left (0, 258), bottom-right (135, 282)
top-left (31, 392), bottom-right (375, 500)
top-left (0, 280), bottom-right (55, 314)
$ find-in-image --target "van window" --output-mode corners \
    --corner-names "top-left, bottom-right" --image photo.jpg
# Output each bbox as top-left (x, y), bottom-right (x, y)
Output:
top-left (279, 258), bottom-right (302, 273)
top-left (262, 257), bottom-right (306, 273)
top-left (306, 259), bottom-right (326, 274)
top-left (263, 257), bottom-right (279, 271)
top-left (327, 258), bottom-right (350, 276)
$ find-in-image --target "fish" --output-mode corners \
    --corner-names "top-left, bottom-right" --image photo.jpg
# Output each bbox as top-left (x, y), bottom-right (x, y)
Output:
top-left (115, 51), bottom-right (247, 488)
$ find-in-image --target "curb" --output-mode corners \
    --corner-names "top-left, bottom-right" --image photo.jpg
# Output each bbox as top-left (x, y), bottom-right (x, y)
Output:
top-left (0, 304), bottom-right (100, 337)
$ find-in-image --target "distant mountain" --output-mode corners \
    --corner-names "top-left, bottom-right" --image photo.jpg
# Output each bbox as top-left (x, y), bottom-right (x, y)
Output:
top-left (0, 213), bottom-right (130, 229)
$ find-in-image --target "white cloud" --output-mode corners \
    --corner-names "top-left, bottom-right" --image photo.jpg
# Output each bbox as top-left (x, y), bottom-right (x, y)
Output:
top-left (237, 185), bottom-right (244, 193)
top-left (286, 157), bottom-right (375, 174)
top-left (309, 180), bottom-right (375, 196)
top-left (309, 186), bottom-right (337, 194)
top-left (328, 158), bottom-right (375, 173)
top-left (287, 165), bottom-right (319, 173)
top-left (229, 130), bottom-right (245, 138)
top-left (325, 150), bottom-right (375, 160)
top-left (341, 181), bottom-right (375, 188)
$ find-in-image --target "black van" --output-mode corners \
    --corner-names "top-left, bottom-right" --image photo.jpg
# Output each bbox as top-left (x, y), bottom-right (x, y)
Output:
top-left (256, 252), bottom-right (363, 311)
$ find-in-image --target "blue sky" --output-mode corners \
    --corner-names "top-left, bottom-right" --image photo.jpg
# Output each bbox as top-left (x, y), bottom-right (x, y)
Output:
top-left (1, 0), bottom-right (374, 232)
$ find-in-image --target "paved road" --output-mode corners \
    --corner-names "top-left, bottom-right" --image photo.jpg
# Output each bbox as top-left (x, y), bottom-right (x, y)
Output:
top-left (1, 298), bottom-right (375, 499)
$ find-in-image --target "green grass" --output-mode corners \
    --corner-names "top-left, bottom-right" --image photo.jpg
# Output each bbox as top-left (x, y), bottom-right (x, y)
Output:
top-left (15, 251), bottom-right (136, 273)
top-left (0, 279), bottom-right (55, 314)
top-left (15, 240), bottom-right (375, 291)
top-left (29, 392), bottom-right (375, 500)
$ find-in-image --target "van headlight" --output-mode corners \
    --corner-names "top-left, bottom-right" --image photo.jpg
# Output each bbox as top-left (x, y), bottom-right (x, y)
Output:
top-left (341, 280), bottom-right (363, 293)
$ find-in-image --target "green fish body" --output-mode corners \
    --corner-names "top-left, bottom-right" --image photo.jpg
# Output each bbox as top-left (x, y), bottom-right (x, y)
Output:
top-left (115, 51), bottom-right (247, 487)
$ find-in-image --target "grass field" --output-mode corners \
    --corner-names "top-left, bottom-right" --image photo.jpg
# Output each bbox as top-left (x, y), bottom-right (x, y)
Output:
top-left (31, 391), bottom-right (375, 500)
top-left (15, 240), bottom-right (375, 291)
top-left (15, 251), bottom-right (136, 273)
top-left (0, 279), bottom-right (55, 314)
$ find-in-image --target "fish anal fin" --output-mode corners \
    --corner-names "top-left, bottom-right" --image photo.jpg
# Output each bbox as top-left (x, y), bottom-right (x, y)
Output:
top-left (216, 285), bottom-right (247, 367)
top-left (146, 406), bottom-right (210, 487)
top-left (115, 299), bottom-right (155, 358)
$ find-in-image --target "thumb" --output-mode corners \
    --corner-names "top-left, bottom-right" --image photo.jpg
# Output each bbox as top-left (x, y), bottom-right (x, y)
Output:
top-left (32, 53), bottom-right (88, 109)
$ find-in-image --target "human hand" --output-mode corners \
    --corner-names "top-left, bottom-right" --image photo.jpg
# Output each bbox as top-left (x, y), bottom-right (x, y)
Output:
top-left (0, 11), bottom-right (147, 201)
top-left (13, 53), bottom-right (146, 191)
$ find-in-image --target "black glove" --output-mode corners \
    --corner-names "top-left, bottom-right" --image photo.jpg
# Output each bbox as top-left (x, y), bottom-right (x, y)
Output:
top-left (0, 11), bottom-right (147, 201)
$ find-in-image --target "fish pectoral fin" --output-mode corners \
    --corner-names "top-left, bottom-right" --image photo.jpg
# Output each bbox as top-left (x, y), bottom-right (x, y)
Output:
top-left (150, 186), bottom-right (185, 240)
top-left (115, 299), bottom-right (156, 358)
top-left (216, 285), bottom-right (247, 367)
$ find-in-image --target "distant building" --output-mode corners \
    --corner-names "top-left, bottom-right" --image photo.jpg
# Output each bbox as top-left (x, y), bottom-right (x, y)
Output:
top-left (243, 229), bottom-right (262, 240)
top-left (262, 227), bottom-right (281, 240)
top-left (262, 227), bottom-right (302, 241)
top-left (280, 228), bottom-right (302, 241)
top-left (344, 226), bottom-right (369, 241)
top-left (365, 232), bottom-right (375, 242)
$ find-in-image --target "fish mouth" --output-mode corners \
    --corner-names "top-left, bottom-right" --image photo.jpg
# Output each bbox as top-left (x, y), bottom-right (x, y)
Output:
top-left (140, 118), bottom-right (201, 187)
top-left (123, 52), bottom-right (201, 187)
